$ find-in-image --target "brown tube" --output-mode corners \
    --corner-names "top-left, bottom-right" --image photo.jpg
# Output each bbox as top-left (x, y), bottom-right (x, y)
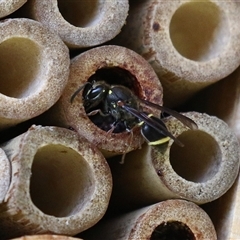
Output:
top-left (43, 45), bottom-right (163, 157)
top-left (113, 0), bottom-right (240, 107)
top-left (28, 0), bottom-right (129, 48)
top-left (11, 235), bottom-right (82, 240)
top-left (0, 125), bottom-right (112, 239)
top-left (81, 199), bottom-right (217, 240)
top-left (0, 18), bottom-right (70, 130)
top-left (0, 0), bottom-right (27, 18)
top-left (109, 112), bottom-right (239, 210)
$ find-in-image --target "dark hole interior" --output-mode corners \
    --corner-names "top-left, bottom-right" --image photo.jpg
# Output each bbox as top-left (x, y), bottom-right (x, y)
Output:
top-left (150, 221), bottom-right (195, 240)
top-left (84, 67), bottom-right (139, 133)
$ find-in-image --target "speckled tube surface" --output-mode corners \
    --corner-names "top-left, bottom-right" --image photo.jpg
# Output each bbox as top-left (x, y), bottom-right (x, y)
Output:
top-left (0, 18), bottom-right (70, 130)
top-left (11, 235), bottom-right (82, 240)
top-left (0, 125), bottom-right (112, 239)
top-left (43, 45), bottom-right (163, 157)
top-left (0, 0), bottom-right (27, 18)
top-left (81, 200), bottom-right (217, 240)
top-left (28, 0), bottom-right (129, 48)
top-left (0, 148), bottom-right (10, 204)
top-left (109, 112), bottom-right (240, 210)
top-left (114, 0), bottom-right (240, 106)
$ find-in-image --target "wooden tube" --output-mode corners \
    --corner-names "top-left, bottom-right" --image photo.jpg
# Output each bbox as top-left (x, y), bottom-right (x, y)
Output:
top-left (11, 235), bottom-right (82, 240)
top-left (0, 0), bottom-right (27, 18)
top-left (43, 45), bottom-right (163, 157)
top-left (0, 18), bottom-right (70, 130)
top-left (113, 0), bottom-right (240, 107)
top-left (108, 112), bottom-right (239, 210)
top-left (0, 125), bottom-right (112, 239)
top-left (81, 200), bottom-right (217, 240)
top-left (28, 0), bottom-right (129, 48)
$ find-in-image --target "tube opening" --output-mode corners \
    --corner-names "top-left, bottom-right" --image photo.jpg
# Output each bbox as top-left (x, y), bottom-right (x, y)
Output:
top-left (150, 221), bottom-right (195, 240)
top-left (58, 0), bottom-right (105, 27)
top-left (169, 0), bottom-right (230, 61)
top-left (30, 144), bottom-right (94, 217)
top-left (83, 67), bottom-right (139, 133)
top-left (170, 130), bottom-right (221, 183)
top-left (0, 37), bottom-right (42, 98)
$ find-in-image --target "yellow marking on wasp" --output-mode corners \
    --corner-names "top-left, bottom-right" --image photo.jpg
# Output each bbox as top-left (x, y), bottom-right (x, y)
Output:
top-left (138, 113), bottom-right (154, 126)
top-left (148, 137), bottom-right (170, 146)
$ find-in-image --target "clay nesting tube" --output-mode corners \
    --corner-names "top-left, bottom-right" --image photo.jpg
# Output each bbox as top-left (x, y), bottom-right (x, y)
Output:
top-left (28, 0), bottom-right (129, 48)
top-left (108, 112), bottom-right (240, 210)
top-left (113, 0), bottom-right (240, 107)
top-left (0, 0), bottom-right (27, 18)
top-left (0, 125), bottom-right (112, 239)
top-left (43, 45), bottom-right (163, 157)
top-left (0, 18), bottom-right (70, 130)
top-left (81, 200), bottom-right (217, 240)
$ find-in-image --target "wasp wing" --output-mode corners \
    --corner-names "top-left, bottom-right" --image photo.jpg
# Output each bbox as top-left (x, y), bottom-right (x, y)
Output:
top-left (140, 99), bottom-right (198, 130)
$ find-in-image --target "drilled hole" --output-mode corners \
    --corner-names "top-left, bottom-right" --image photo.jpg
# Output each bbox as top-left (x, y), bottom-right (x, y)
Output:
top-left (170, 0), bottom-right (230, 61)
top-left (58, 0), bottom-right (105, 27)
top-left (0, 37), bottom-right (42, 98)
top-left (30, 144), bottom-right (94, 217)
top-left (150, 221), bottom-right (195, 240)
top-left (170, 130), bottom-right (221, 183)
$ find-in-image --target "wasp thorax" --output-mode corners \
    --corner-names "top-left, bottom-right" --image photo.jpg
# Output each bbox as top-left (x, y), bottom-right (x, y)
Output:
top-left (81, 67), bottom-right (141, 133)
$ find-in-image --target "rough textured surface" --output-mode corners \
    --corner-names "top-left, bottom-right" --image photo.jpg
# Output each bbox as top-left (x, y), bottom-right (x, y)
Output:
top-left (0, 0), bottom-right (27, 18)
top-left (29, 0), bottom-right (129, 48)
top-left (81, 200), bottom-right (217, 240)
top-left (0, 148), bottom-right (10, 203)
top-left (0, 125), bottom-right (112, 239)
top-left (0, 18), bottom-right (70, 130)
top-left (12, 235), bottom-right (82, 240)
top-left (44, 45), bottom-right (163, 157)
top-left (152, 112), bottom-right (240, 204)
top-left (113, 0), bottom-right (240, 107)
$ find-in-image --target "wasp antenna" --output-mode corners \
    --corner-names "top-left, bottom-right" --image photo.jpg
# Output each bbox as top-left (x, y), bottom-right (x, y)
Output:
top-left (70, 82), bottom-right (91, 103)
top-left (140, 99), bottom-right (198, 130)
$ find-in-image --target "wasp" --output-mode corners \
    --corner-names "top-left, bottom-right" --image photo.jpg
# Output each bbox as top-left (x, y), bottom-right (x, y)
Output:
top-left (70, 80), bottom-right (198, 147)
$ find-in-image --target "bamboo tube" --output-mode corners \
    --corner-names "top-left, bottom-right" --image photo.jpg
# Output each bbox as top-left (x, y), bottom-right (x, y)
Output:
top-left (182, 66), bottom-right (240, 240)
top-left (113, 0), bottom-right (240, 107)
top-left (12, 235), bottom-right (82, 240)
top-left (0, 0), bottom-right (27, 18)
top-left (81, 199), bottom-right (217, 240)
top-left (108, 112), bottom-right (239, 211)
top-left (28, 0), bottom-right (129, 48)
top-left (0, 18), bottom-right (70, 130)
top-left (0, 125), bottom-right (112, 239)
top-left (42, 45), bottom-right (163, 157)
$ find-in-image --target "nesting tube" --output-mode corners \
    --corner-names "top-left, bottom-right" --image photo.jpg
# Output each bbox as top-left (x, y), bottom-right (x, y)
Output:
top-left (0, 125), bottom-right (112, 239)
top-left (28, 0), bottom-right (129, 48)
top-left (81, 200), bottom-right (217, 240)
top-left (0, 18), bottom-right (70, 130)
top-left (114, 0), bottom-right (240, 106)
top-left (43, 45), bottom-right (163, 157)
top-left (109, 112), bottom-right (239, 210)
top-left (0, 0), bottom-right (27, 18)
